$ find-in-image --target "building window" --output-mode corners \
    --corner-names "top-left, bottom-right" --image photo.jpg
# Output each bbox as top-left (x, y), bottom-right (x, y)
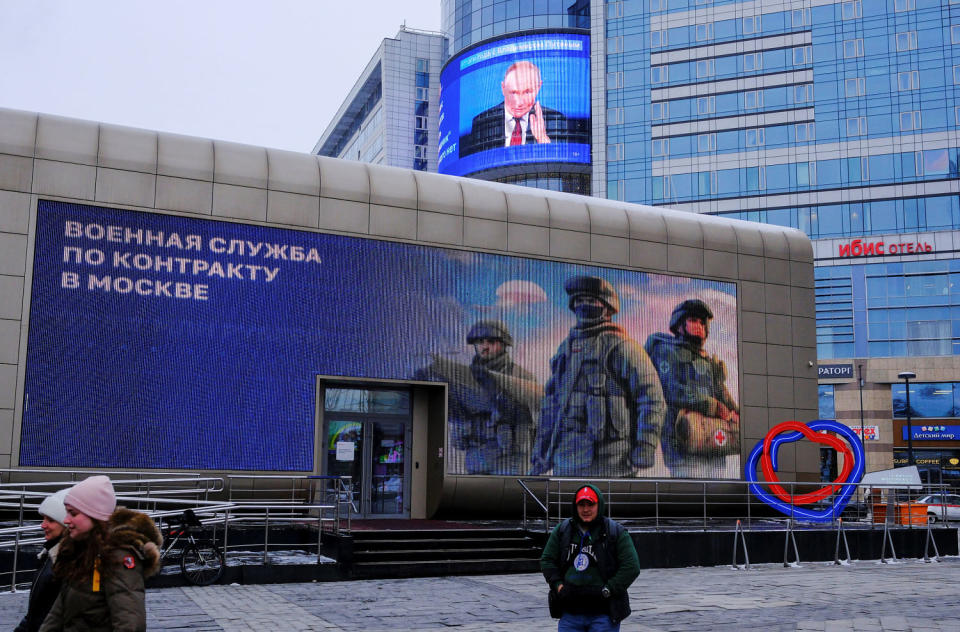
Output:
top-left (608, 143), bottom-right (624, 161)
top-left (794, 84), bottom-right (814, 103)
top-left (652, 139), bottom-right (669, 156)
top-left (697, 133), bottom-right (717, 152)
top-left (744, 53), bottom-right (762, 71)
top-left (796, 122), bottom-right (815, 142)
top-left (653, 175), bottom-right (671, 200)
top-left (696, 59), bottom-right (715, 78)
top-left (841, 1), bottom-right (861, 20)
top-left (416, 59), bottom-right (429, 73)
top-left (652, 102), bottom-right (669, 120)
top-left (897, 70), bottom-right (919, 91)
top-left (843, 39), bottom-right (864, 58)
top-left (818, 385), bottom-right (836, 419)
top-left (414, 145), bottom-right (429, 159)
top-left (845, 77), bottom-right (865, 97)
top-left (846, 116), bottom-right (867, 136)
top-left (650, 0), bottom-right (666, 12)
top-left (651, 66), bottom-right (668, 84)
top-left (415, 86), bottom-right (429, 101)
top-left (608, 36), bottom-right (623, 54)
top-left (746, 128), bottom-right (765, 146)
top-left (900, 110), bottom-right (922, 131)
top-left (696, 23), bottom-right (713, 41)
top-left (697, 96), bottom-right (716, 115)
top-left (956, 106), bottom-right (960, 125)
top-left (698, 171), bottom-right (718, 194)
top-left (896, 31), bottom-right (918, 52)
top-left (607, 1), bottom-right (623, 18)
top-left (743, 16), bottom-right (761, 34)
top-left (415, 115), bottom-right (428, 130)
top-left (793, 46), bottom-right (813, 65)
top-left (792, 8), bottom-right (811, 27)
top-left (650, 30), bottom-right (667, 48)
top-left (608, 107), bottom-right (624, 124)
top-left (952, 25), bottom-right (960, 45)
top-left (744, 90), bottom-right (763, 109)
top-left (608, 72), bottom-right (623, 88)
top-left (954, 65), bottom-right (960, 85)
top-left (894, 0), bottom-right (915, 11)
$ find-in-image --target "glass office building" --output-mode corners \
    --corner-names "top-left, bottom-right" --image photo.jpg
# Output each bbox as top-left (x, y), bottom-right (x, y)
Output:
top-left (319, 0), bottom-right (960, 480)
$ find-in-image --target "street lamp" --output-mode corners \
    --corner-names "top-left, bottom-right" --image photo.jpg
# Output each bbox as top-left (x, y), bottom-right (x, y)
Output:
top-left (898, 371), bottom-right (917, 467)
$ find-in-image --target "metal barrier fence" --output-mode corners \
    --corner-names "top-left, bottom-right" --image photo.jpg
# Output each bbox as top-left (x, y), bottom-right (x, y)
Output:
top-left (0, 474), bottom-right (354, 591)
top-left (518, 477), bottom-right (954, 533)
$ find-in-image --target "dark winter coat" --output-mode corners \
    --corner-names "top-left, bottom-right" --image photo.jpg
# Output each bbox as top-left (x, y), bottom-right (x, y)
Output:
top-left (540, 484), bottom-right (640, 623)
top-left (14, 537), bottom-right (63, 632)
top-left (39, 508), bottom-right (162, 632)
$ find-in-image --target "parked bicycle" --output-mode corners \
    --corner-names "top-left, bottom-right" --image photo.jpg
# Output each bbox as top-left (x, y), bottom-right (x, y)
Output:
top-left (157, 509), bottom-right (225, 586)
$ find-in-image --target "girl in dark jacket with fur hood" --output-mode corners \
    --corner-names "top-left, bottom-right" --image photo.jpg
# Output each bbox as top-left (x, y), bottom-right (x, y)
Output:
top-left (39, 476), bottom-right (162, 632)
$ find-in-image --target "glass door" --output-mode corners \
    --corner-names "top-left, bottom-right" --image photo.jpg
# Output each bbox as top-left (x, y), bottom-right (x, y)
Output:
top-left (322, 387), bottom-right (410, 518)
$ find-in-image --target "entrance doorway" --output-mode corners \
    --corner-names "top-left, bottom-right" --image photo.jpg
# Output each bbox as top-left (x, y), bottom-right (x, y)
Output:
top-left (321, 386), bottom-right (411, 518)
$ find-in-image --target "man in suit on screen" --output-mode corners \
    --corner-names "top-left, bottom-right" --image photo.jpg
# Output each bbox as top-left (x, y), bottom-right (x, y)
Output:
top-left (459, 60), bottom-right (589, 157)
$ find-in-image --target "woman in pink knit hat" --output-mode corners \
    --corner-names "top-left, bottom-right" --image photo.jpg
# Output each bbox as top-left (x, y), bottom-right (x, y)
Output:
top-left (39, 475), bottom-right (161, 632)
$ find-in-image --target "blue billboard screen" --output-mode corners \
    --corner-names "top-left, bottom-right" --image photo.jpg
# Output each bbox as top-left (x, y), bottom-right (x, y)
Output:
top-left (23, 201), bottom-right (740, 478)
top-left (438, 31), bottom-right (591, 177)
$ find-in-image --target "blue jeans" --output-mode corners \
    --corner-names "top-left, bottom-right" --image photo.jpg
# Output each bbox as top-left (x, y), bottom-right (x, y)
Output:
top-left (558, 612), bottom-right (620, 632)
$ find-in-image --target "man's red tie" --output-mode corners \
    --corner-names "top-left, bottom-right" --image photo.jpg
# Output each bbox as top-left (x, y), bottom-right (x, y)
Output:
top-left (510, 118), bottom-right (522, 146)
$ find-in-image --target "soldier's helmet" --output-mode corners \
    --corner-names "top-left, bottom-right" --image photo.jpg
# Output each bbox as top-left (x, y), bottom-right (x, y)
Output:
top-left (564, 276), bottom-right (620, 314)
top-left (669, 299), bottom-right (714, 336)
top-left (466, 320), bottom-right (513, 346)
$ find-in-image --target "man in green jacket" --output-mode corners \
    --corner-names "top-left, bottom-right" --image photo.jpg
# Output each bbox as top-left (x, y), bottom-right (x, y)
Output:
top-left (540, 484), bottom-right (640, 631)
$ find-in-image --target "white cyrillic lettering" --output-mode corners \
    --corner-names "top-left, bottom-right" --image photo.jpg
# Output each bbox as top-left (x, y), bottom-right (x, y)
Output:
top-left (106, 226), bottom-right (123, 242)
top-left (226, 263), bottom-right (243, 279)
top-left (124, 228), bottom-right (143, 245)
top-left (184, 235), bottom-right (201, 251)
top-left (194, 284), bottom-right (209, 300)
top-left (65, 221), bottom-right (82, 238)
top-left (174, 257), bottom-right (191, 274)
top-left (61, 271), bottom-right (79, 289)
top-left (154, 256), bottom-right (173, 273)
top-left (305, 248), bottom-right (321, 263)
top-left (154, 280), bottom-right (172, 297)
top-left (210, 237), bottom-right (227, 253)
top-left (192, 260), bottom-right (209, 275)
top-left (263, 267), bottom-right (279, 282)
top-left (246, 242), bottom-right (263, 256)
top-left (264, 243), bottom-right (288, 259)
top-left (226, 240), bottom-right (245, 255)
top-left (133, 254), bottom-right (153, 270)
top-left (244, 264), bottom-right (260, 280)
top-left (84, 223), bottom-right (105, 240)
top-left (63, 246), bottom-right (83, 264)
top-left (135, 278), bottom-right (153, 296)
top-left (165, 233), bottom-right (183, 249)
top-left (113, 277), bottom-right (134, 293)
top-left (175, 282), bottom-right (192, 299)
top-left (290, 246), bottom-right (304, 261)
top-left (84, 249), bottom-right (104, 265)
top-left (207, 261), bottom-right (225, 278)
top-left (145, 230), bottom-right (163, 247)
top-left (88, 274), bottom-right (111, 291)
top-left (113, 252), bottom-right (131, 269)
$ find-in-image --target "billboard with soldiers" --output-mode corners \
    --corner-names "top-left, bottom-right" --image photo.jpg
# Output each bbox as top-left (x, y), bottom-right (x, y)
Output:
top-left (22, 200), bottom-right (739, 478)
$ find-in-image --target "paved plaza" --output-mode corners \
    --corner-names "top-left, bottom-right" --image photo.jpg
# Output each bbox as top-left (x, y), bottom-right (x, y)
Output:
top-left (3, 558), bottom-right (960, 631)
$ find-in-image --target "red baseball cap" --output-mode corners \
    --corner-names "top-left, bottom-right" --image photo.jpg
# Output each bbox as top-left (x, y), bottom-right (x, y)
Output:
top-left (575, 487), bottom-right (598, 504)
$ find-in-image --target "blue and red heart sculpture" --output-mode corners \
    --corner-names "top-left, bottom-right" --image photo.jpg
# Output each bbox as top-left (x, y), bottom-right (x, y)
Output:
top-left (745, 420), bottom-right (865, 522)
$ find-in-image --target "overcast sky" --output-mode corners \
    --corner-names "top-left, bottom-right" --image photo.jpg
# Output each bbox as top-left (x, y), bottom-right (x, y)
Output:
top-left (0, 0), bottom-right (440, 153)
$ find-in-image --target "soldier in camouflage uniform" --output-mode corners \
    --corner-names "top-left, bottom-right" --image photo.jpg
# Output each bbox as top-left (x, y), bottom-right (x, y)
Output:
top-left (644, 299), bottom-right (740, 478)
top-left (531, 276), bottom-right (666, 477)
top-left (416, 320), bottom-right (540, 475)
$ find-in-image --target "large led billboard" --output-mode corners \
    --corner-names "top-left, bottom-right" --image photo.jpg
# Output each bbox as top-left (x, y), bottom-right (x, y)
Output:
top-left (23, 201), bottom-right (739, 478)
top-left (437, 31), bottom-right (591, 177)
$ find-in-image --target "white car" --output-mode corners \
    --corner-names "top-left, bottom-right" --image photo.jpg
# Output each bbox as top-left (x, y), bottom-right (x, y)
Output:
top-left (916, 494), bottom-right (960, 522)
